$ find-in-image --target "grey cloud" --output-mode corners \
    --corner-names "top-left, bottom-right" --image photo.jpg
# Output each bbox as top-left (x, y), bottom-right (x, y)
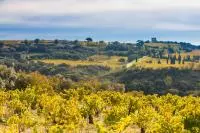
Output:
top-left (0, 0), bottom-right (200, 43)
top-left (2, 9), bottom-right (200, 31)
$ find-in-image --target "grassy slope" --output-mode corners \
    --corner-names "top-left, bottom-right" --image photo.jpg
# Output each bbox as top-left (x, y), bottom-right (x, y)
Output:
top-left (127, 56), bottom-right (200, 70)
top-left (171, 50), bottom-right (200, 58)
top-left (38, 55), bottom-right (127, 70)
top-left (145, 42), bottom-right (181, 49)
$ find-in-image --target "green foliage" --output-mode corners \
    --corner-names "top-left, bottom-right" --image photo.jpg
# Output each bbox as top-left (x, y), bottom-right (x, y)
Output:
top-left (86, 37), bottom-right (93, 42)
top-left (34, 39), bottom-right (40, 44)
top-left (0, 41), bottom-right (4, 48)
top-left (164, 75), bottom-right (173, 87)
top-left (184, 115), bottom-right (200, 132)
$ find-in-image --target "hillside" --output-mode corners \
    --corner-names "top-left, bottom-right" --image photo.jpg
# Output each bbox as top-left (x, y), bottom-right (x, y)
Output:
top-left (127, 56), bottom-right (200, 70)
top-left (0, 39), bottom-right (200, 132)
top-left (39, 55), bottom-right (127, 70)
top-left (104, 68), bottom-right (200, 95)
top-left (0, 39), bottom-right (199, 95)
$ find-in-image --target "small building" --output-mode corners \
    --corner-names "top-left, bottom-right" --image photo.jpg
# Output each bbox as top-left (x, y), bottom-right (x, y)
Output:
top-left (151, 37), bottom-right (157, 43)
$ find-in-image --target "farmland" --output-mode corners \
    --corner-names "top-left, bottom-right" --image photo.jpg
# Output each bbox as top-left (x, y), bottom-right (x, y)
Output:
top-left (128, 56), bottom-right (200, 70)
top-left (39, 55), bottom-right (127, 70)
top-left (171, 50), bottom-right (200, 58)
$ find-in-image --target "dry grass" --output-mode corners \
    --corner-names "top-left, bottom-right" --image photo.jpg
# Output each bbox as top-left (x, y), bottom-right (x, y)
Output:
top-left (171, 50), bottom-right (200, 58)
top-left (145, 43), bottom-right (180, 48)
top-left (2, 40), bottom-right (22, 45)
top-left (39, 55), bottom-right (127, 70)
top-left (190, 50), bottom-right (200, 55)
top-left (130, 56), bottom-right (200, 70)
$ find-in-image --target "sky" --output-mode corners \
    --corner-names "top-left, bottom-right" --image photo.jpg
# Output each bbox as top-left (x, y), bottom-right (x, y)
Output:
top-left (0, 0), bottom-right (200, 45)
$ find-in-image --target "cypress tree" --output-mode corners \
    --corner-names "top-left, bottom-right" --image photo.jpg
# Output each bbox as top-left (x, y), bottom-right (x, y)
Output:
top-left (173, 55), bottom-right (176, 64)
top-left (182, 58), bottom-right (185, 64)
top-left (178, 54), bottom-right (182, 64)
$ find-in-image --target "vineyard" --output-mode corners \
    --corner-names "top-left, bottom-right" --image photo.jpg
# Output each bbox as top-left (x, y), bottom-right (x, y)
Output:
top-left (0, 74), bottom-right (199, 133)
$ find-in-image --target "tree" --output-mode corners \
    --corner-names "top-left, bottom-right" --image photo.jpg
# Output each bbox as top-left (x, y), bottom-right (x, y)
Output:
top-left (178, 54), bottom-right (182, 64)
top-left (170, 55), bottom-right (176, 64)
top-left (24, 40), bottom-right (29, 45)
top-left (168, 47), bottom-right (174, 54)
top-left (182, 58), bottom-right (185, 64)
top-left (152, 49), bottom-right (156, 58)
top-left (0, 41), bottom-right (4, 48)
top-left (170, 56), bottom-right (173, 64)
top-left (34, 39), bottom-right (40, 44)
top-left (167, 57), bottom-right (169, 64)
top-left (86, 37), bottom-right (93, 42)
top-left (173, 55), bottom-right (177, 61)
top-left (164, 75), bottom-right (173, 87)
top-left (99, 40), bottom-right (105, 44)
top-left (187, 55), bottom-right (191, 61)
top-left (136, 40), bottom-right (144, 48)
top-left (158, 60), bottom-right (161, 64)
top-left (54, 39), bottom-right (59, 44)
top-left (173, 57), bottom-right (176, 64)
top-left (119, 58), bottom-right (126, 63)
top-left (106, 42), bottom-right (128, 51)
top-left (159, 50), bottom-right (164, 59)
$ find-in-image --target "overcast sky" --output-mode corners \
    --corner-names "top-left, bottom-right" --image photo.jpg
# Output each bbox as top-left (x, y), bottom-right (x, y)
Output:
top-left (0, 0), bottom-right (200, 44)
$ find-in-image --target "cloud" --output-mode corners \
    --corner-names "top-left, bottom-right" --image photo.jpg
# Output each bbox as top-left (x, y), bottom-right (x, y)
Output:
top-left (154, 23), bottom-right (200, 31)
top-left (0, 0), bottom-right (200, 43)
top-left (1, 0), bottom-right (200, 15)
top-left (0, 0), bottom-right (200, 29)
